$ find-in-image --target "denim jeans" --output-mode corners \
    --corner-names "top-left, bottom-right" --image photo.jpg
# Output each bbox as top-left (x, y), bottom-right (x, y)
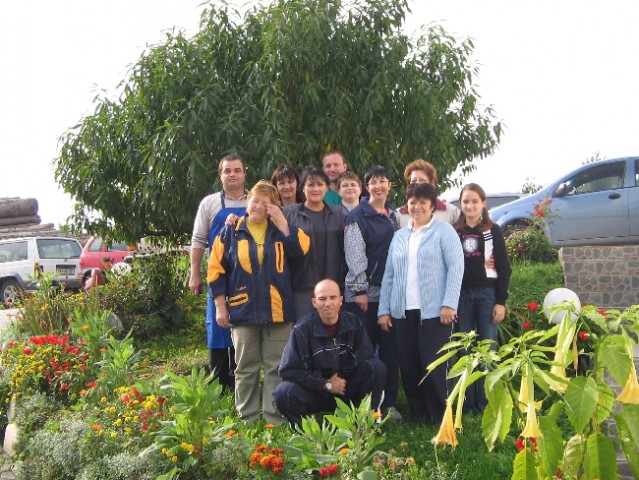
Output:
top-left (457, 287), bottom-right (498, 413)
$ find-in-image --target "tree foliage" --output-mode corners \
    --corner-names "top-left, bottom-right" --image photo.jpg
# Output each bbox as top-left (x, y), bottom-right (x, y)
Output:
top-left (55, 0), bottom-right (501, 243)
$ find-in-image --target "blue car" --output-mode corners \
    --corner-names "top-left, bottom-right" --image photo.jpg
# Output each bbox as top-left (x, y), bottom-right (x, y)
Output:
top-left (490, 156), bottom-right (639, 248)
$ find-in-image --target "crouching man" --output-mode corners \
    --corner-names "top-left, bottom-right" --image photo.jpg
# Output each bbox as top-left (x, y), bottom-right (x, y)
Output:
top-left (273, 279), bottom-right (386, 427)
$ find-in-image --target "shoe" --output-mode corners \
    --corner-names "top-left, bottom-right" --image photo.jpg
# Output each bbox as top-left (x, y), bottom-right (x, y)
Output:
top-left (385, 407), bottom-right (403, 421)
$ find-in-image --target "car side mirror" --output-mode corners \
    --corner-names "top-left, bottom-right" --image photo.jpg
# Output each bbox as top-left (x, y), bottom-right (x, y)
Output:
top-left (555, 184), bottom-right (569, 198)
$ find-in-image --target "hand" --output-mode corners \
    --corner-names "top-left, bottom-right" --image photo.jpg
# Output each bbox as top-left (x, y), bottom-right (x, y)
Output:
top-left (225, 213), bottom-right (240, 225)
top-left (485, 254), bottom-right (495, 270)
top-left (266, 204), bottom-right (290, 235)
top-left (189, 272), bottom-right (202, 294)
top-left (355, 294), bottom-right (368, 313)
top-left (378, 314), bottom-right (393, 332)
top-left (492, 304), bottom-right (506, 324)
top-left (216, 308), bottom-right (230, 329)
top-left (329, 373), bottom-right (347, 396)
top-left (440, 307), bottom-right (456, 325)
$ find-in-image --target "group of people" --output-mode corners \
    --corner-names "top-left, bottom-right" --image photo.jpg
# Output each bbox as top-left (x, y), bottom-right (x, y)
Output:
top-left (189, 151), bottom-right (511, 427)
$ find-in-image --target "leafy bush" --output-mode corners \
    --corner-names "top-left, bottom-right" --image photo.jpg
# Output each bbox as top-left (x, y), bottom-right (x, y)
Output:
top-left (98, 252), bottom-right (191, 339)
top-left (506, 226), bottom-right (557, 263)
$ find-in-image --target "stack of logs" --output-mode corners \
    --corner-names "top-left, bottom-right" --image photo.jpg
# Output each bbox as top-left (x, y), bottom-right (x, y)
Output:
top-left (0, 197), bottom-right (60, 240)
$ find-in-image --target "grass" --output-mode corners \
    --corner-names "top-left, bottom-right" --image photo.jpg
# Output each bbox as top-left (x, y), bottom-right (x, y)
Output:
top-left (130, 260), bottom-right (564, 479)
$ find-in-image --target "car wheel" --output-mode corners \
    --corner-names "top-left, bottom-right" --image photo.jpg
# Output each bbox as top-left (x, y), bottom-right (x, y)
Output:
top-left (502, 220), bottom-right (532, 239)
top-left (1, 279), bottom-right (22, 304)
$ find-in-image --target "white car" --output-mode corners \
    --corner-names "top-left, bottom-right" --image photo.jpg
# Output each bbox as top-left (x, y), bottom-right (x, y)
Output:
top-left (0, 236), bottom-right (82, 303)
top-left (490, 157), bottom-right (639, 247)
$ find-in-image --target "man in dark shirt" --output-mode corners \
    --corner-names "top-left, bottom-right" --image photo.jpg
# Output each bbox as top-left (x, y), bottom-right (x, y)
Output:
top-left (272, 279), bottom-right (386, 426)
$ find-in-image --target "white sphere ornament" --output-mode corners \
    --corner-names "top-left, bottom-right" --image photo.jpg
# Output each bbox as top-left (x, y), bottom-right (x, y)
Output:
top-left (543, 288), bottom-right (581, 324)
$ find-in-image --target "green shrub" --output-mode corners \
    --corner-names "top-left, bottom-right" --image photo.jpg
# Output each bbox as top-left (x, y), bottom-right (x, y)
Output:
top-left (506, 226), bottom-right (557, 263)
top-left (98, 252), bottom-right (191, 339)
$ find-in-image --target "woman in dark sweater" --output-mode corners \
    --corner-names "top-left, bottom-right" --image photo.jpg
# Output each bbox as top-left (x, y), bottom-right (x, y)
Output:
top-left (454, 183), bottom-right (511, 414)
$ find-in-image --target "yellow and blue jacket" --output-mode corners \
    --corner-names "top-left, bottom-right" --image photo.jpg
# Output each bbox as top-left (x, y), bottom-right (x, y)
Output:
top-left (207, 217), bottom-right (310, 326)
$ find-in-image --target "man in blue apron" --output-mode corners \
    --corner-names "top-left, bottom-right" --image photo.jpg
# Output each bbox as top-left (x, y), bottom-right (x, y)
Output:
top-left (189, 155), bottom-right (248, 390)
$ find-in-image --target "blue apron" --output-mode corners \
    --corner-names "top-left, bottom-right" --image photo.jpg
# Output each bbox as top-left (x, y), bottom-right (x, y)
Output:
top-left (206, 199), bottom-right (246, 349)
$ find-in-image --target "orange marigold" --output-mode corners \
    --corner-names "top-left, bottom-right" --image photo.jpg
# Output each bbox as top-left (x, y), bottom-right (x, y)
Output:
top-left (260, 454), bottom-right (275, 469)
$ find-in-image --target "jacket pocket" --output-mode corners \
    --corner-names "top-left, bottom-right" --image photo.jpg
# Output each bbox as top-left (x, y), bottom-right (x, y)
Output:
top-left (274, 241), bottom-right (284, 273)
top-left (228, 293), bottom-right (249, 307)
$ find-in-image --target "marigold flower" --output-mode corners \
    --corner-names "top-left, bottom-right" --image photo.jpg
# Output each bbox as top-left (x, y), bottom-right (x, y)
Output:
top-left (79, 389), bottom-right (87, 396)
top-left (260, 455), bottom-right (274, 468)
top-left (522, 321), bottom-right (533, 331)
top-left (225, 429), bottom-right (236, 438)
top-left (272, 457), bottom-right (285, 469)
top-left (91, 423), bottom-right (102, 430)
top-left (372, 411), bottom-right (382, 419)
top-left (272, 466), bottom-right (283, 474)
top-left (256, 445), bottom-right (268, 453)
top-left (264, 423), bottom-right (275, 429)
top-left (617, 362), bottom-right (639, 404)
top-left (431, 403), bottom-right (458, 448)
top-left (270, 448), bottom-right (285, 456)
top-left (81, 325), bottom-right (90, 331)
top-left (527, 302), bottom-right (540, 311)
top-left (339, 448), bottom-right (349, 454)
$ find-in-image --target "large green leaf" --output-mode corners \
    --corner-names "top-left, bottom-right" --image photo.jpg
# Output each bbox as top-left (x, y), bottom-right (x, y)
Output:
top-left (595, 382), bottom-right (616, 424)
top-left (562, 433), bottom-right (586, 479)
top-left (539, 402), bottom-right (564, 478)
top-left (619, 404), bottom-right (639, 445)
top-left (511, 448), bottom-right (537, 480)
top-left (614, 413), bottom-right (639, 479)
top-left (583, 432), bottom-right (619, 480)
top-left (564, 376), bottom-right (598, 434)
top-left (482, 379), bottom-right (513, 451)
top-left (599, 337), bottom-right (631, 386)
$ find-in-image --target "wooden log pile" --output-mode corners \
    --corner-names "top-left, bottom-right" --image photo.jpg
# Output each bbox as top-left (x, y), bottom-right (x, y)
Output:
top-left (0, 197), bottom-right (61, 240)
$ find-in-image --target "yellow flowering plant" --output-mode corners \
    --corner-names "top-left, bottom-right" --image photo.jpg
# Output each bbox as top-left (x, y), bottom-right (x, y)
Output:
top-left (429, 301), bottom-right (639, 479)
top-left (0, 333), bottom-right (96, 405)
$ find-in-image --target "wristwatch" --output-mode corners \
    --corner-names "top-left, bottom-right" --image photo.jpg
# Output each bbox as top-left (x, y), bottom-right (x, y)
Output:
top-left (324, 381), bottom-right (333, 392)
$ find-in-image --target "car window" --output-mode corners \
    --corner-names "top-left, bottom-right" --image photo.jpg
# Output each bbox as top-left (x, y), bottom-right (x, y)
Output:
top-left (88, 237), bottom-right (103, 252)
top-left (0, 241), bottom-right (28, 262)
top-left (37, 239), bottom-right (82, 259)
top-left (635, 159), bottom-right (639, 186)
top-left (557, 161), bottom-right (625, 197)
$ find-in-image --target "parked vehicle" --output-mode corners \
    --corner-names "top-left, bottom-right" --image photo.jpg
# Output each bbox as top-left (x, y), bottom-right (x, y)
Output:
top-left (0, 236), bottom-right (82, 303)
top-left (448, 193), bottom-right (525, 210)
top-left (490, 156), bottom-right (639, 247)
top-left (80, 236), bottom-right (135, 285)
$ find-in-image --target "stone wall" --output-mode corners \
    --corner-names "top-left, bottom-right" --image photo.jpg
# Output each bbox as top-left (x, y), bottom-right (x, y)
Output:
top-left (559, 245), bottom-right (639, 308)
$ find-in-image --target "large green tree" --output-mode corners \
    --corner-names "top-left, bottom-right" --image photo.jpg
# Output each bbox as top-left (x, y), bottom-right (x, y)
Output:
top-left (55, 0), bottom-right (501, 243)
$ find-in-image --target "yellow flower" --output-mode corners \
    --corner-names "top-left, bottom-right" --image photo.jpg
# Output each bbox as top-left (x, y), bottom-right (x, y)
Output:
top-left (431, 403), bottom-right (458, 449)
top-left (171, 455), bottom-right (178, 463)
top-left (110, 432), bottom-right (117, 438)
top-left (100, 397), bottom-right (107, 403)
top-left (81, 325), bottom-right (90, 331)
top-left (518, 369), bottom-right (543, 412)
top-left (521, 400), bottom-right (542, 438)
top-left (617, 362), bottom-right (639, 404)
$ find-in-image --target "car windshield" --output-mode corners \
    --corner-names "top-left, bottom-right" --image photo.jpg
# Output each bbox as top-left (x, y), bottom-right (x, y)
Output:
top-left (37, 239), bottom-right (82, 259)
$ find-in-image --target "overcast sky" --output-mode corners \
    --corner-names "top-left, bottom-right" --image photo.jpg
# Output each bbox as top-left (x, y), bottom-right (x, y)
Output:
top-left (1, 0), bottom-right (638, 227)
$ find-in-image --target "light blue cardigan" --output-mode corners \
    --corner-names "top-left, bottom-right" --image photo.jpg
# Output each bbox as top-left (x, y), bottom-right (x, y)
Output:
top-left (378, 220), bottom-right (464, 320)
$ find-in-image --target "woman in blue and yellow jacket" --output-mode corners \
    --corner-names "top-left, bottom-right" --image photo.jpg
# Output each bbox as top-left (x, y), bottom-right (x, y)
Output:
top-left (207, 180), bottom-right (310, 423)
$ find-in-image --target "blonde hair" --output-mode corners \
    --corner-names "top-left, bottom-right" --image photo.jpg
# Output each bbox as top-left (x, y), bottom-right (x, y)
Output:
top-left (403, 159), bottom-right (438, 186)
top-left (249, 180), bottom-right (282, 207)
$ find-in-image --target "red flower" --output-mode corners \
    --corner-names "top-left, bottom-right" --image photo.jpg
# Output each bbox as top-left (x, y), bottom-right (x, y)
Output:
top-left (22, 347), bottom-right (34, 355)
top-left (522, 321), bottom-right (533, 331)
top-left (327, 464), bottom-right (338, 475)
top-left (598, 309), bottom-right (607, 317)
top-left (577, 331), bottom-right (590, 341)
top-left (157, 397), bottom-right (166, 405)
top-left (319, 467), bottom-right (329, 478)
top-left (527, 302), bottom-right (539, 311)
top-left (85, 381), bottom-right (96, 388)
top-left (515, 438), bottom-right (525, 451)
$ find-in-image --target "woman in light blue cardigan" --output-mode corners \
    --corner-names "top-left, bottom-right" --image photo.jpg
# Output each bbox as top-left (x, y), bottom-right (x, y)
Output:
top-left (378, 182), bottom-right (464, 424)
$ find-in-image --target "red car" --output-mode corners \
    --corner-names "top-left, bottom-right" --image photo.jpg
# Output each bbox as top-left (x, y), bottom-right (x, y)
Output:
top-left (80, 236), bottom-right (136, 285)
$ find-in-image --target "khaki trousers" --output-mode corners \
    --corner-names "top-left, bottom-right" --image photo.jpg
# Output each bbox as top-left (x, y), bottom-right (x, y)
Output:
top-left (231, 323), bottom-right (292, 423)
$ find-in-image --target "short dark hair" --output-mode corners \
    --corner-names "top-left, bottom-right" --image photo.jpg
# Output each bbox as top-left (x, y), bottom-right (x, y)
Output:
top-left (218, 154), bottom-right (245, 175)
top-left (404, 182), bottom-right (437, 206)
top-left (270, 165), bottom-right (300, 185)
top-left (364, 165), bottom-right (391, 185)
top-left (299, 166), bottom-right (330, 188)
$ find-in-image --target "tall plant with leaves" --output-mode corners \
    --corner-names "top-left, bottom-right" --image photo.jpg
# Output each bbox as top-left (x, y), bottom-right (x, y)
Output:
top-left (430, 302), bottom-right (639, 480)
top-left (55, 0), bottom-right (501, 243)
